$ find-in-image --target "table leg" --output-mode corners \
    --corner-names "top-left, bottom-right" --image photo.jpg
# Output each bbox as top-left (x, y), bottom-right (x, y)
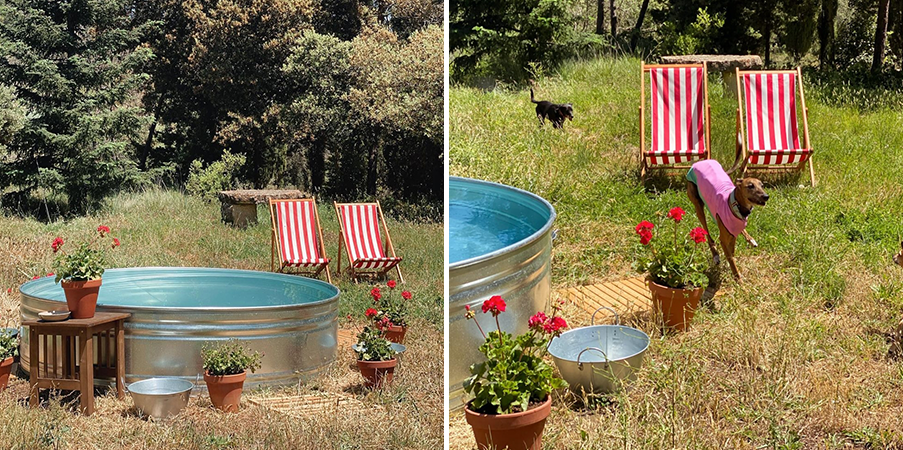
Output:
top-left (79, 330), bottom-right (95, 416)
top-left (116, 321), bottom-right (125, 399)
top-left (29, 327), bottom-right (39, 409)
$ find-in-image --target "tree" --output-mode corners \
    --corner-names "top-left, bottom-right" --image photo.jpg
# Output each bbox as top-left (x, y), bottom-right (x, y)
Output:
top-left (818, 0), bottom-right (838, 67)
top-left (596, 0), bottom-right (605, 35)
top-left (630, 0), bottom-right (650, 50)
top-left (609, 0), bottom-right (617, 37)
top-left (780, 0), bottom-right (819, 62)
top-left (451, 0), bottom-right (579, 82)
top-left (874, 0), bottom-right (891, 71)
top-left (0, 0), bottom-right (156, 215)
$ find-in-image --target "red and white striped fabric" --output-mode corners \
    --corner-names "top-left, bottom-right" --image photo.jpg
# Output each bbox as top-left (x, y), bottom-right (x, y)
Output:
top-left (337, 203), bottom-right (401, 269)
top-left (648, 66), bottom-right (707, 165)
top-left (275, 200), bottom-right (329, 267)
top-left (742, 72), bottom-right (810, 165)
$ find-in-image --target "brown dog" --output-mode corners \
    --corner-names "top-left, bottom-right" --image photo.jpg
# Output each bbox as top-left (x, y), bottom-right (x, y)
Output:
top-left (894, 242), bottom-right (903, 267)
top-left (686, 160), bottom-right (768, 281)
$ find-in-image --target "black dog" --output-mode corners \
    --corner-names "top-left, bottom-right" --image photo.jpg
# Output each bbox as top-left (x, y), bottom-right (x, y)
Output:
top-left (530, 88), bottom-right (573, 129)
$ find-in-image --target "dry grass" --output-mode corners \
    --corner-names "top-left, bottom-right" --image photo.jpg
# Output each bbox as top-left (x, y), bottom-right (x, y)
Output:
top-left (450, 56), bottom-right (903, 449)
top-left (0, 189), bottom-right (443, 449)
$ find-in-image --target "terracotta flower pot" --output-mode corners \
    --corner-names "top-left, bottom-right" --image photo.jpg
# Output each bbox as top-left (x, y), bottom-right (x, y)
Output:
top-left (384, 324), bottom-right (407, 344)
top-left (204, 371), bottom-right (246, 412)
top-left (0, 357), bottom-right (12, 391)
top-left (464, 395), bottom-right (552, 450)
top-left (61, 279), bottom-right (102, 319)
top-left (356, 358), bottom-right (397, 388)
top-left (647, 278), bottom-right (704, 332)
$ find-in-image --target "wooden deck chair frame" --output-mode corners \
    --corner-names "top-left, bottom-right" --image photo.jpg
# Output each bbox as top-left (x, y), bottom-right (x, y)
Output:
top-left (639, 62), bottom-right (712, 177)
top-left (735, 67), bottom-right (815, 186)
top-left (269, 198), bottom-right (332, 283)
top-left (333, 201), bottom-right (404, 283)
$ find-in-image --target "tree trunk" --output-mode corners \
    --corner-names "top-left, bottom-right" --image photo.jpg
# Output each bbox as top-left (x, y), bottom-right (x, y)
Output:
top-left (609, 0), bottom-right (617, 37)
top-left (595, 0), bottom-right (605, 35)
top-left (630, 0), bottom-right (650, 50)
top-left (874, 0), bottom-right (891, 71)
top-left (817, 0), bottom-right (838, 67)
top-left (763, 12), bottom-right (772, 66)
top-left (888, 0), bottom-right (903, 63)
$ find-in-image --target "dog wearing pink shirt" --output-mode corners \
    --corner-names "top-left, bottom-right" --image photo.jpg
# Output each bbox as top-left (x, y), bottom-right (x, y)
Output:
top-left (686, 160), bottom-right (769, 281)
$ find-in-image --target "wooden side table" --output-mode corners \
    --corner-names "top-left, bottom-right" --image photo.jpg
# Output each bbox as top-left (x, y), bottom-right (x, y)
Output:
top-left (23, 312), bottom-right (130, 415)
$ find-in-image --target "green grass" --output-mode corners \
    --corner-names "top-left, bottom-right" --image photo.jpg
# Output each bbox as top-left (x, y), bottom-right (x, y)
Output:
top-left (450, 56), bottom-right (903, 448)
top-left (0, 189), bottom-right (443, 449)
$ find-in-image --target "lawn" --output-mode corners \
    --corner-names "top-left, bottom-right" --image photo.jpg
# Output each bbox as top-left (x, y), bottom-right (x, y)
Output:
top-left (450, 56), bottom-right (903, 448)
top-left (0, 190), bottom-right (443, 449)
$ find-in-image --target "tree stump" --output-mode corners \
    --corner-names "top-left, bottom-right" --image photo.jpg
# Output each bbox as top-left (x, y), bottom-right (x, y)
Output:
top-left (660, 55), bottom-right (764, 97)
top-left (217, 189), bottom-right (308, 228)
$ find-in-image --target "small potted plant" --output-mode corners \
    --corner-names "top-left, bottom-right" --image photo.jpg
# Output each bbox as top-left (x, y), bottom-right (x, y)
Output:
top-left (462, 295), bottom-right (568, 450)
top-left (634, 206), bottom-right (710, 331)
top-left (353, 321), bottom-right (398, 388)
top-left (367, 280), bottom-right (412, 343)
top-left (0, 329), bottom-right (18, 391)
top-left (201, 339), bottom-right (262, 412)
top-left (50, 225), bottom-right (121, 319)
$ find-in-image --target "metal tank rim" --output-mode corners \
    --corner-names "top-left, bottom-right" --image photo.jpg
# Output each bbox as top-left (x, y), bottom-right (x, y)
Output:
top-left (18, 266), bottom-right (341, 312)
top-left (448, 176), bottom-right (557, 270)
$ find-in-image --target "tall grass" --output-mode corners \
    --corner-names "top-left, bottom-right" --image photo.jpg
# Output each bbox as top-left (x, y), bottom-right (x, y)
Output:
top-left (450, 57), bottom-right (903, 448)
top-left (0, 189), bottom-right (443, 449)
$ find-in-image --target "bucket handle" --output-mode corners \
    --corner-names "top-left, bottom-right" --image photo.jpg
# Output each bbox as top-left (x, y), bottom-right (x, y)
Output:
top-left (591, 306), bottom-right (619, 326)
top-left (577, 347), bottom-right (609, 370)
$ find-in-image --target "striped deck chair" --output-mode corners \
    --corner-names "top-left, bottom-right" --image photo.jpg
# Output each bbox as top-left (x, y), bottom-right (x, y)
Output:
top-left (639, 62), bottom-right (711, 177)
top-left (736, 67), bottom-right (815, 185)
top-left (334, 201), bottom-right (403, 283)
top-left (269, 199), bottom-right (332, 283)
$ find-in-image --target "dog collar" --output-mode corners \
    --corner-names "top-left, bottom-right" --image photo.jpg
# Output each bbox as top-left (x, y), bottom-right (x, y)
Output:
top-left (729, 191), bottom-right (751, 220)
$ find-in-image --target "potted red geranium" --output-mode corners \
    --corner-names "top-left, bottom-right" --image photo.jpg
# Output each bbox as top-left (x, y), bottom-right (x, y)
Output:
top-left (50, 225), bottom-right (121, 319)
top-left (462, 295), bottom-right (568, 450)
top-left (0, 329), bottom-right (18, 391)
top-left (367, 281), bottom-right (412, 344)
top-left (634, 207), bottom-right (710, 331)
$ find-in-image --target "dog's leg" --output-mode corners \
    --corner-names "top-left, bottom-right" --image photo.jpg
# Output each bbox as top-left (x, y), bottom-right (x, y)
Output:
top-left (717, 218), bottom-right (741, 281)
top-left (687, 181), bottom-right (720, 265)
top-left (740, 230), bottom-right (758, 248)
top-left (537, 113), bottom-right (545, 128)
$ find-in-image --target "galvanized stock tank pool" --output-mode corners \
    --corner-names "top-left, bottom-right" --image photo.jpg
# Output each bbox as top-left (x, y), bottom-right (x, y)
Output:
top-left (19, 267), bottom-right (339, 388)
top-left (448, 177), bottom-right (556, 410)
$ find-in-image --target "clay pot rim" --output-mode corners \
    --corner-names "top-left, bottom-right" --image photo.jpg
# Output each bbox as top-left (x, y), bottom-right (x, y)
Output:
top-left (60, 278), bottom-right (103, 288)
top-left (356, 358), bottom-right (398, 367)
top-left (463, 394), bottom-right (552, 420)
top-left (203, 370), bottom-right (248, 381)
top-left (0, 356), bottom-right (12, 367)
top-left (646, 277), bottom-right (705, 294)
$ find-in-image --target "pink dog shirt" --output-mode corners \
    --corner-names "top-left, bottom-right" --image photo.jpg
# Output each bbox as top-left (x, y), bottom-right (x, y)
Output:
top-left (686, 160), bottom-right (747, 236)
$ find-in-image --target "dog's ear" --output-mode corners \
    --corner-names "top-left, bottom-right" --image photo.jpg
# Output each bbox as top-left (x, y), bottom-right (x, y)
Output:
top-left (900, 241), bottom-right (903, 250)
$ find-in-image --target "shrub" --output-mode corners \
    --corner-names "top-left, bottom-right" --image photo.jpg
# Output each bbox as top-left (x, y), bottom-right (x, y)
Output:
top-left (185, 151), bottom-right (247, 201)
top-left (201, 339), bottom-right (263, 376)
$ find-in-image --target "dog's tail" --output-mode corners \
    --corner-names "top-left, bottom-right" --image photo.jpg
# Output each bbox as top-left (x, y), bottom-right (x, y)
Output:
top-left (530, 88), bottom-right (538, 104)
top-left (725, 137), bottom-right (744, 176)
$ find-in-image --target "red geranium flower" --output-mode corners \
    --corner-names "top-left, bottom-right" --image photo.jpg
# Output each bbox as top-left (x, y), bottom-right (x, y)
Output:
top-left (51, 237), bottom-right (64, 253)
top-left (481, 295), bottom-right (506, 316)
top-left (667, 207), bottom-right (686, 222)
top-left (689, 227), bottom-right (708, 244)
top-left (370, 287), bottom-right (381, 301)
top-left (635, 221), bottom-right (654, 234)
top-left (365, 308), bottom-right (378, 318)
top-left (97, 225), bottom-right (110, 236)
top-left (387, 280), bottom-right (396, 289)
top-left (31, 275), bottom-right (39, 280)
top-left (401, 290), bottom-right (412, 300)
top-left (112, 238), bottom-right (120, 248)
top-left (528, 311), bottom-right (548, 331)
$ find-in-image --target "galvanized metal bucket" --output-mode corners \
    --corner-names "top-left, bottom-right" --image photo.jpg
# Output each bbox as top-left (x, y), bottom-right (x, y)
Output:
top-left (448, 177), bottom-right (556, 411)
top-left (548, 307), bottom-right (649, 395)
top-left (127, 377), bottom-right (194, 419)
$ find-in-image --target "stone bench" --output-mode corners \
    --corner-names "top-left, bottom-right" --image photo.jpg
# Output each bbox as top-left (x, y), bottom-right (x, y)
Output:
top-left (660, 54), bottom-right (763, 97)
top-left (217, 189), bottom-right (308, 228)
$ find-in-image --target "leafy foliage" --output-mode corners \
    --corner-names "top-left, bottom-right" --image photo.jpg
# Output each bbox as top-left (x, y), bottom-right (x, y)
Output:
top-left (462, 297), bottom-right (567, 415)
top-left (655, 7), bottom-right (725, 55)
top-left (354, 326), bottom-right (397, 362)
top-left (0, 329), bottom-right (18, 361)
top-left (51, 226), bottom-right (120, 283)
top-left (201, 339), bottom-right (263, 376)
top-left (368, 283), bottom-right (411, 327)
top-left (185, 151), bottom-right (247, 201)
top-left (633, 208), bottom-right (711, 289)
